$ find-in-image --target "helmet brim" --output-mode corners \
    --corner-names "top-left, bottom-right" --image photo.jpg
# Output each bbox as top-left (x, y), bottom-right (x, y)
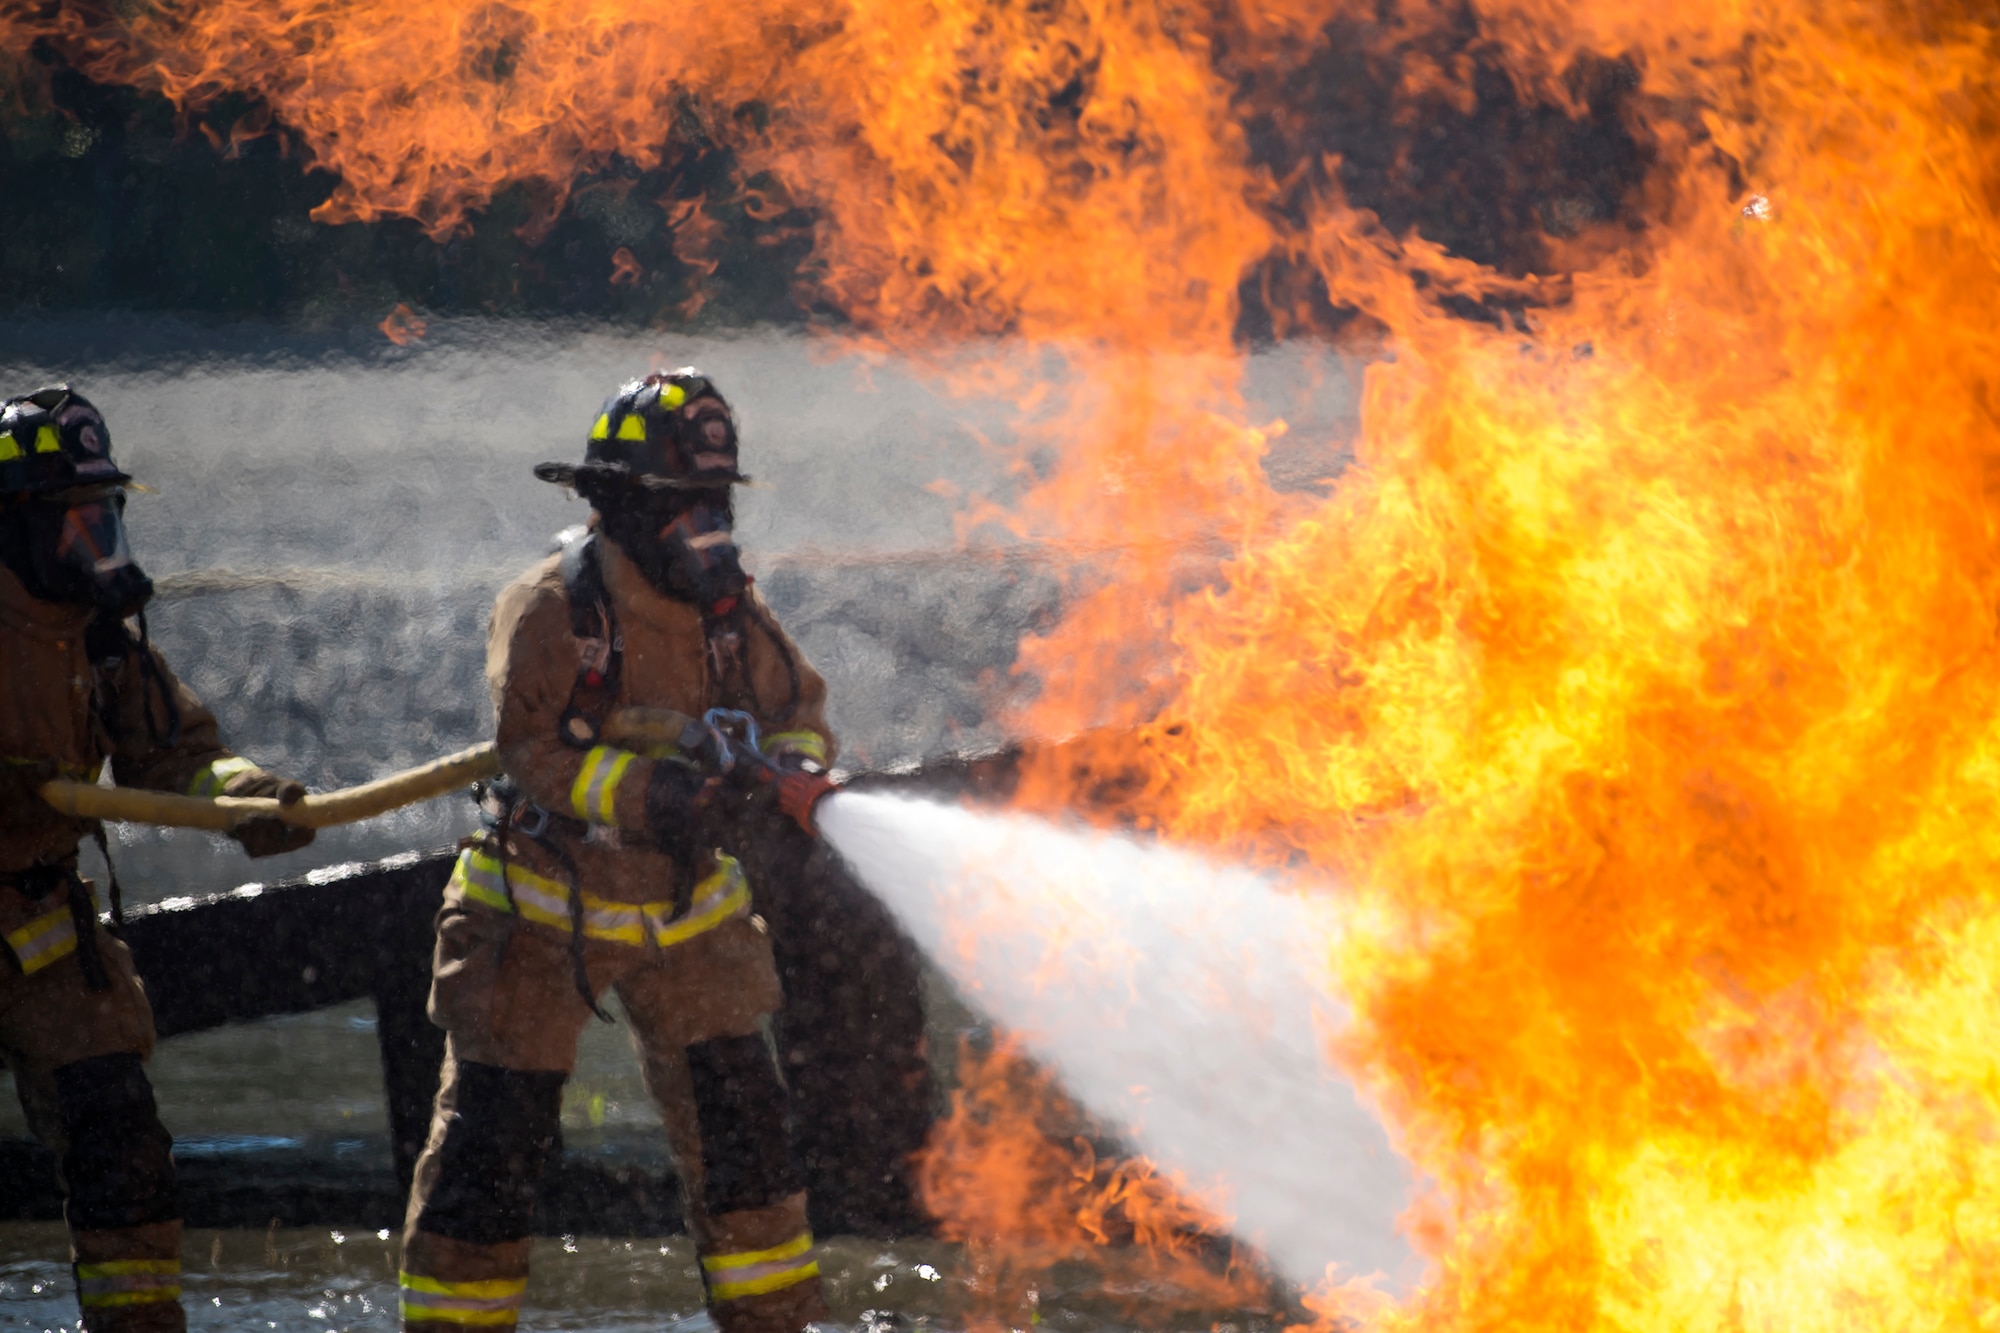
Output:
top-left (533, 460), bottom-right (750, 490)
top-left (0, 460), bottom-right (132, 502)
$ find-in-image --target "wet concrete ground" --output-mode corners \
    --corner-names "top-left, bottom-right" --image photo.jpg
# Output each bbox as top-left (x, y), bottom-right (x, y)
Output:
top-left (0, 1222), bottom-right (1291, 1333)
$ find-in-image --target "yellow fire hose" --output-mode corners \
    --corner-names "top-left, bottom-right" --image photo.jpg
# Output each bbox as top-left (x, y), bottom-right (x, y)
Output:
top-left (37, 744), bottom-right (503, 833)
top-left (34, 708), bottom-right (706, 833)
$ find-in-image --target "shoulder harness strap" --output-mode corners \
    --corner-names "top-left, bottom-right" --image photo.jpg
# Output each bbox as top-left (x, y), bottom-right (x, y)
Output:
top-left (502, 526), bottom-right (619, 1026)
top-left (701, 596), bottom-right (806, 728)
top-left (84, 610), bottom-right (181, 751)
top-left (555, 527), bottom-right (622, 750)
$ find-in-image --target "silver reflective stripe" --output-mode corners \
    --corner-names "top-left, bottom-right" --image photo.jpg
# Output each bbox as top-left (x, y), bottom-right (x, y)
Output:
top-left (452, 849), bottom-right (743, 950)
top-left (398, 1269), bottom-right (527, 1325)
top-left (569, 746), bottom-right (638, 825)
top-left (454, 851), bottom-right (647, 943)
top-left (703, 1231), bottom-right (819, 1301)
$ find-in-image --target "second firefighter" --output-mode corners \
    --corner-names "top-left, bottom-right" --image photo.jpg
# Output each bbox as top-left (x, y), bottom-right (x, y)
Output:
top-left (400, 370), bottom-right (837, 1333)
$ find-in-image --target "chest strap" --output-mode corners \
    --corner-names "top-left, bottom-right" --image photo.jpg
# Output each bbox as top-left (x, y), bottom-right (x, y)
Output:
top-left (555, 527), bottom-right (622, 750)
top-left (553, 526), bottom-right (805, 743)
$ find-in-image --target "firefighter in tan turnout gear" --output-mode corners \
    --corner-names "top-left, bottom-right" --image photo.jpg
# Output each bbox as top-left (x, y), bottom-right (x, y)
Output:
top-left (400, 371), bottom-right (839, 1332)
top-left (0, 385), bottom-right (314, 1332)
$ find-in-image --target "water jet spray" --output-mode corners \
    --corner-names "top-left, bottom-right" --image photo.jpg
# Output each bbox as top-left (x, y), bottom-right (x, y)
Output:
top-left (816, 789), bottom-right (1422, 1295)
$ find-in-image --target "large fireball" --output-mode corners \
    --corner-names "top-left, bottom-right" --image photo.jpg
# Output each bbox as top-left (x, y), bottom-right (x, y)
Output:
top-left (14, 0), bottom-right (2000, 1325)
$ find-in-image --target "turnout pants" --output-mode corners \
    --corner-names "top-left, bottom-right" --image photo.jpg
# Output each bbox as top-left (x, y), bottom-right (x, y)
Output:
top-left (0, 883), bottom-right (182, 1333)
top-left (401, 902), bottom-right (826, 1333)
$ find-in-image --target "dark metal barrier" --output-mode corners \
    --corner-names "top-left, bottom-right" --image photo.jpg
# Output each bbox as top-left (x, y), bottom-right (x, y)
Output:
top-left (0, 802), bottom-right (959, 1236)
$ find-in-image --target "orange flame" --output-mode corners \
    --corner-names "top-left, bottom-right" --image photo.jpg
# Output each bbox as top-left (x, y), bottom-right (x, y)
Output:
top-left (378, 301), bottom-right (427, 344)
top-left (15, 0), bottom-right (2000, 1326)
top-left (917, 1039), bottom-right (1269, 1323)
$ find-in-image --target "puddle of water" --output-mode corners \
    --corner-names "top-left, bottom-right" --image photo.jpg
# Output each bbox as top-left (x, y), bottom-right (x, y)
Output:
top-left (0, 1225), bottom-right (1282, 1333)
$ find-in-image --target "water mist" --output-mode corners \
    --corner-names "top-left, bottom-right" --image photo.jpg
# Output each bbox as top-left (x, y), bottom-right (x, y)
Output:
top-left (817, 790), bottom-right (1421, 1293)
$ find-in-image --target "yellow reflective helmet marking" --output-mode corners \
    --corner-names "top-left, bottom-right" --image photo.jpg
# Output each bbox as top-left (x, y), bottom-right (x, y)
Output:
top-left (0, 433), bottom-right (18, 461)
top-left (32, 424), bottom-right (60, 453)
top-left (616, 413), bottom-right (647, 441)
top-left (590, 414), bottom-right (611, 441)
top-left (660, 383), bottom-right (687, 410)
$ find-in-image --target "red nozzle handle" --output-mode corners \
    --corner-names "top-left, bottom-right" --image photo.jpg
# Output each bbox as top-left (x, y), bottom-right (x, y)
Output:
top-left (774, 770), bottom-right (838, 834)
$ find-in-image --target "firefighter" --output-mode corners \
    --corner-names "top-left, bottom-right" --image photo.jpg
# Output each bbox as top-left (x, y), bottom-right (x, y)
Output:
top-left (0, 384), bottom-right (315, 1332)
top-left (400, 370), bottom-right (838, 1333)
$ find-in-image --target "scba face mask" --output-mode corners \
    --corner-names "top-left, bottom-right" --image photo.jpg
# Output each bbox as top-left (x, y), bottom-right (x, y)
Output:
top-left (600, 489), bottom-right (749, 612)
top-left (2, 486), bottom-right (154, 617)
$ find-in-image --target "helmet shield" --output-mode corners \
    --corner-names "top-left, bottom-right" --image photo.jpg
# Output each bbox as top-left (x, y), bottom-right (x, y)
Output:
top-left (3, 485), bottom-right (154, 616)
top-left (0, 386), bottom-right (151, 614)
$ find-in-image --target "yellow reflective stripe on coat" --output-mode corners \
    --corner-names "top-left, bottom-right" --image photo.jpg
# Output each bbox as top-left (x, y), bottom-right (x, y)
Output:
top-left (703, 1231), bottom-right (819, 1301)
top-left (399, 1270), bottom-right (527, 1326)
top-left (450, 848), bottom-right (748, 949)
top-left (759, 729), bottom-right (828, 766)
top-left (653, 868), bottom-right (752, 948)
top-left (569, 746), bottom-right (638, 826)
top-left (453, 850), bottom-right (635, 940)
top-left (76, 1258), bottom-right (181, 1307)
top-left (187, 755), bottom-right (259, 799)
top-left (6, 906), bottom-right (78, 976)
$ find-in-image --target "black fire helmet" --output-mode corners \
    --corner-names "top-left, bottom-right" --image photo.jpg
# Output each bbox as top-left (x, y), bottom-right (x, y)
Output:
top-left (533, 369), bottom-right (748, 496)
top-left (0, 386), bottom-right (131, 499)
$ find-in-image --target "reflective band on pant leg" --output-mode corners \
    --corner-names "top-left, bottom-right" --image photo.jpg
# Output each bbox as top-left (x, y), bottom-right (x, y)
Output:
top-left (686, 1034), bottom-right (802, 1215)
top-left (75, 1259), bottom-right (181, 1309)
top-left (412, 1063), bottom-right (564, 1247)
top-left (399, 1271), bottom-right (527, 1327)
top-left (54, 1055), bottom-right (179, 1231)
top-left (702, 1231), bottom-right (820, 1302)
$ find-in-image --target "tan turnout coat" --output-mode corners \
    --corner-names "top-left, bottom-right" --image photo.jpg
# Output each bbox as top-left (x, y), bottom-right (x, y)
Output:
top-left (0, 566), bottom-right (284, 877)
top-left (0, 563), bottom-right (295, 1310)
top-left (464, 539), bottom-right (834, 922)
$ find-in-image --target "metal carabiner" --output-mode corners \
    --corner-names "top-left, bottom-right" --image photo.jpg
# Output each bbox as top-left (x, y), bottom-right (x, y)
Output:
top-left (701, 707), bottom-right (765, 777)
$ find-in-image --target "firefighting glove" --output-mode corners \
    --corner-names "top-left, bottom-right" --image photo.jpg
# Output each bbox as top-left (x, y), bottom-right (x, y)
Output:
top-left (646, 761), bottom-right (750, 863)
top-left (227, 773), bottom-right (315, 859)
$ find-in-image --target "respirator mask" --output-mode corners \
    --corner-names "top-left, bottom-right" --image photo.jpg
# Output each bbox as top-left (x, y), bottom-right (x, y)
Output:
top-left (598, 485), bottom-right (748, 612)
top-left (1, 484), bottom-right (153, 617)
